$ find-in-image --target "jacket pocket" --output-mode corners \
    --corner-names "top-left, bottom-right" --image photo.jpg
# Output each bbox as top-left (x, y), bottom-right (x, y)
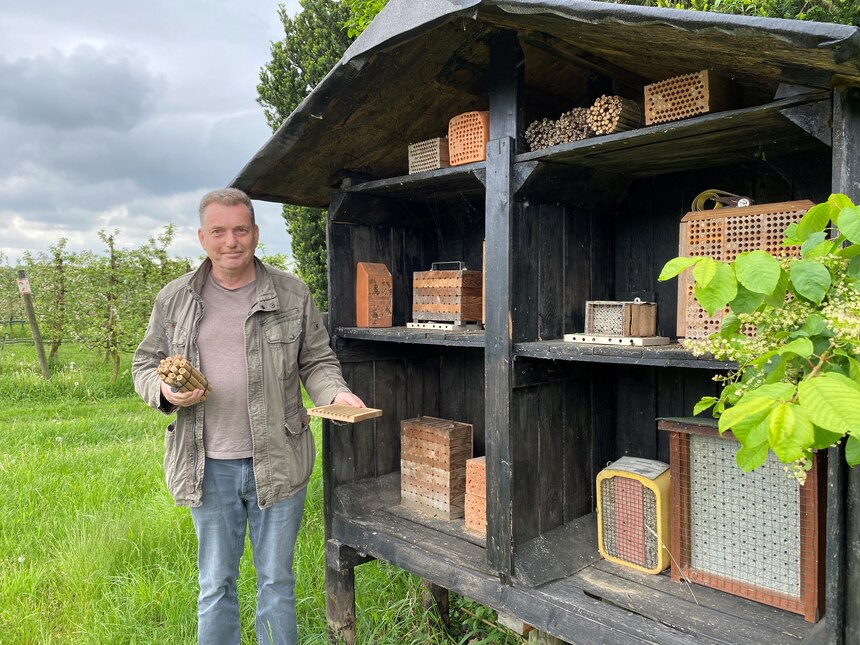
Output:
top-left (163, 420), bottom-right (184, 501)
top-left (264, 313), bottom-right (301, 381)
top-left (284, 409), bottom-right (315, 489)
top-left (170, 326), bottom-right (188, 357)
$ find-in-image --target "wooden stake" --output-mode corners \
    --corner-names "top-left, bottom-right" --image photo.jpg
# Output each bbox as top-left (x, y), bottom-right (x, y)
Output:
top-left (17, 270), bottom-right (50, 380)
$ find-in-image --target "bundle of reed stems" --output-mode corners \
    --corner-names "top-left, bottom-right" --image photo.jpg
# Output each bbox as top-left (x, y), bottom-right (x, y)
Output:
top-left (156, 355), bottom-right (212, 400)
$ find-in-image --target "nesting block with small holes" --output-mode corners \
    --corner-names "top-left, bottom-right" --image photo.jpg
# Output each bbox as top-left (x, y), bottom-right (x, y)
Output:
top-left (585, 300), bottom-right (656, 337)
top-left (408, 137), bottom-right (450, 174)
top-left (400, 416), bottom-right (473, 520)
top-left (412, 262), bottom-right (482, 324)
top-left (448, 111), bottom-right (489, 166)
top-left (677, 200), bottom-right (813, 341)
top-left (356, 262), bottom-right (393, 328)
top-left (644, 70), bottom-right (740, 125)
top-left (465, 456), bottom-right (486, 535)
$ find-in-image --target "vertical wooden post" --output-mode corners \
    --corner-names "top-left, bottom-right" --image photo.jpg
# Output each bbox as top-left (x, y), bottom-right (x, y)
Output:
top-left (831, 85), bottom-right (860, 645)
top-left (485, 28), bottom-right (523, 582)
top-left (421, 580), bottom-right (450, 626)
top-left (325, 563), bottom-right (356, 645)
top-left (16, 270), bottom-right (50, 380)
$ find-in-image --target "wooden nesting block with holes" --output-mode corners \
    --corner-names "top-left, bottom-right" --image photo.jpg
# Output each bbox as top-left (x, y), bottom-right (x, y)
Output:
top-left (644, 70), bottom-right (741, 125)
top-left (465, 456), bottom-right (486, 535)
top-left (408, 137), bottom-right (450, 174)
top-left (677, 200), bottom-right (813, 341)
top-left (356, 262), bottom-right (392, 327)
top-left (448, 111), bottom-right (489, 166)
top-left (400, 416), bottom-right (473, 520)
top-left (585, 300), bottom-right (656, 337)
top-left (412, 265), bottom-right (482, 324)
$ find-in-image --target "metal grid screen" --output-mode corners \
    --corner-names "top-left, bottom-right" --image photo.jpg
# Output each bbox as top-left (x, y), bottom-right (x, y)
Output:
top-left (600, 476), bottom-right (659, 570)
top-left (688, 433), bottom-right (801, 597)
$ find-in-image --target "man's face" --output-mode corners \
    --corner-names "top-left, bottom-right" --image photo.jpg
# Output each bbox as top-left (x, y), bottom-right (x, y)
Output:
top-left (198, 202), bottom-right (259, 275)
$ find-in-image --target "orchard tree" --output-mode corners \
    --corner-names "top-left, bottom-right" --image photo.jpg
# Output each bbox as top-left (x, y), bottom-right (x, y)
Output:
top-left (22, 238), bottom-right (72, 358)
top-left (257, 0), bottom-right (355, 311)
top-left (0, 252), bottom-right (24, 331)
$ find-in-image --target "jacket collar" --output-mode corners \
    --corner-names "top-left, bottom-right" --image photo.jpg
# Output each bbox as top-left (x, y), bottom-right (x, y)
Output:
top-left (188, 257), bottom-right (280, 312)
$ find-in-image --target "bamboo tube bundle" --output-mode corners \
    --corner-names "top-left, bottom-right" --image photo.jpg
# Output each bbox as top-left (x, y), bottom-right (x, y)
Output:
top-left (586, 95), bottom-right (642, 136)
top-left (556, 107), bottom-right (589, 143)
top-left (524, 117), bottom-right (562, 151)
top-left (156, 355), bottom-right (212, 401)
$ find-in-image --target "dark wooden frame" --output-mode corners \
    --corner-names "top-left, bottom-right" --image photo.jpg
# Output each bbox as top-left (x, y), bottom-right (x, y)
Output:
top-left (661, 419), bottom-right (826, 622)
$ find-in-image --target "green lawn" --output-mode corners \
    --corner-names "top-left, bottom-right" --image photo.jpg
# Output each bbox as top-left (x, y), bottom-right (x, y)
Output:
top-left (0, 344), bottom-right (518, 644)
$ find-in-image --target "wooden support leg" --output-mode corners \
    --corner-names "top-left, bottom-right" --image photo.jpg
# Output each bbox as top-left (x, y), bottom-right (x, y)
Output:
top-left (325, 563), bottom-right (355, 645)
top-left (421, 580), bottom-right (450, 626)
top-left (326, 540), bottom-right (373, 645)
top-left (528, 630), bottom-right (568, 645)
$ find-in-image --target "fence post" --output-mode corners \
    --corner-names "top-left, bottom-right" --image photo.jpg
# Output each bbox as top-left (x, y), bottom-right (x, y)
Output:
top-left (16, 270), bottom-right (50, 380)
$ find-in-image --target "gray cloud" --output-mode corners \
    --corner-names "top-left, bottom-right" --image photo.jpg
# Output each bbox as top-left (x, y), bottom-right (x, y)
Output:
top-left (0, 44), bottom-right (164, 131)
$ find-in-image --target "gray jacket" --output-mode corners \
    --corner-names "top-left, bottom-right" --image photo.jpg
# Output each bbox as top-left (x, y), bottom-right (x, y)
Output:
top-left (132, 258), bottom-right (348, 508)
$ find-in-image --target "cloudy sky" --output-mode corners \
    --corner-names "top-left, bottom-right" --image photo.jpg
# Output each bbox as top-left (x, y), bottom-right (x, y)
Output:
top-left (0, 0), bottom-right (303, 265)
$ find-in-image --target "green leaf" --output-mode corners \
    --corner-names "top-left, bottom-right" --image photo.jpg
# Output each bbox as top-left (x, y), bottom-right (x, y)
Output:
top-left (745, 418), bottom-right (769, 447)
top-left (797, 373), bottom-right (860, 436)
top-left (734, 250), bottom-right (781, 296)
top-left (694, 263), bottom-right (737, 316)
top-left (764, 270), bottom-right (789, 307)
top-left (693, 256), bottom-right (717, 288)
top-left (719, 311), bottom-right (742, 336)
top-left (838, 205), bottom-right (860, 244)
top-left (849, 256), bottom-right (860, 280)
top-left (837, 244), bottom-right (860, 258)
top-left (800, 314), bottom-right (828, 337)
top-left (728, 283), bottom-right (764, 315)
top-left (801, 231), bottom-right (832, 258)
top-left (796, 203), bottom-right (832, 241)
top-left (768, 403), bottom-right (812, 462)
top-left (659, 256), bottom-right (699, 281)
top-left (744, 382), bottom-right (796, 401)
top-left (847, 436), bottom-right (860, 467)
top-left (693, 396), bottom-right (717, 416)
top-left (783, 222), bottom-right (800, 245)
top-left (812, 425), bottom-right (844, 450)
top-left (718, 396), bottom-right (776, 434)
top-left (829, 193), bottom-right (855, 210)
top-left (790, 260), bottom-right (831, 304)
top-left (778, 337), bottom-right (814, 359)
top-left (736, 442), bottom-right (769, 471)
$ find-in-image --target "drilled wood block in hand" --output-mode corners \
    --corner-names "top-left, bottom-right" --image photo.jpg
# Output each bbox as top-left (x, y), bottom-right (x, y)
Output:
top-left (156, 355), bottom-right (212, 401)
top-left (307, 404), bottom-right (383, 423)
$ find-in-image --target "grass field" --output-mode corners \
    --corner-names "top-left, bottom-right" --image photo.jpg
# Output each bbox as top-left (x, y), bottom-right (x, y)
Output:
top-left (0, 343), bottom-right (519, 644)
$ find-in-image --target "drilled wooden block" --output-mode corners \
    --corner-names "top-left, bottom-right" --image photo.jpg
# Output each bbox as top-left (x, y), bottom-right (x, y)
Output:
top-left (401, 416), bottom-right (473, 520)
top-left (464, 493), bottom-right (486, 534)
top-left (356, 262), bottom-right (392, 328)
top-left (448, 111), bottom-right (489, 166)
top-left (677, 200), bottom-right (812, 341)
top-left (412, 267), bottom-right (482, 324)
top-left (408, 137), bottom-right (450, 174)
top-left (585, 300), bottom-right (656, 337)
top-left (644, 70), bottom-right (740, 125)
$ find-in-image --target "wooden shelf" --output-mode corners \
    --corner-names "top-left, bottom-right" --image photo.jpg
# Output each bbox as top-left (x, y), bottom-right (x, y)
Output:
top-left (332, 473), bottom-right (814, 644)
top-left (514, 340), bottom-right (735, 370)
top-left (342, 162), bottom-right (486, 201)
top-left (336, 326), bottom-right (485, 348)
top-left (516, 93), bottom-right (830, 177)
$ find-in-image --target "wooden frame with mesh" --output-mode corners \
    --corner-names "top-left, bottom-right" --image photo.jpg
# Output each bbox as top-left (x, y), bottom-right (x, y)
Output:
top-left (659, 418), bottom-right (825, 622)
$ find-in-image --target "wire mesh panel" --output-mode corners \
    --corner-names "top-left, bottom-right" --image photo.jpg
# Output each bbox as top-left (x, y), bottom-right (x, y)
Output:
top-left (677, 201), bottom-right (813, 341)
top-left (660, 418), bottom-right (825, 622)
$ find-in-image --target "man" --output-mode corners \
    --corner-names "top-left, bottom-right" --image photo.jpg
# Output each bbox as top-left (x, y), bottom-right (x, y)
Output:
top-left (132, 188), bottom-right (363, 644)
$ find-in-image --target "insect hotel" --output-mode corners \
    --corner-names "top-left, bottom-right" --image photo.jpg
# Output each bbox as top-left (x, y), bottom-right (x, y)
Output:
top-left (233, 1), bottom-right (860, 643)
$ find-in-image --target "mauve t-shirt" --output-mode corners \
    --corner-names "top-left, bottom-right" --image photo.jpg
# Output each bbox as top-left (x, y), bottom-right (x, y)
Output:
top-left (198, 274), bottom-right (256, 459)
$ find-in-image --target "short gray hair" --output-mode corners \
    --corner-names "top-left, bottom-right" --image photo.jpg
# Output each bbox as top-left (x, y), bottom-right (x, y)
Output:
top-left (199, 188), bottom-right (255, 226)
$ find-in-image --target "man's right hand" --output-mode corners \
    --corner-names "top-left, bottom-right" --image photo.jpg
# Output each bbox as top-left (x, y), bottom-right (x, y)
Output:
top-left (160, 381), bottom-right (205, 408)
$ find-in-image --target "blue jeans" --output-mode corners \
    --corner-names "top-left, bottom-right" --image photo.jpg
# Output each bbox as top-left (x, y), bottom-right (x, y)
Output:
top-left (190, 457), bottom-right (307, 645)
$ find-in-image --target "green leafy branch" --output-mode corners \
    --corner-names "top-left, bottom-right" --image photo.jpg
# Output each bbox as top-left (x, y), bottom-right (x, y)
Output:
top-left (659, 194), bottom-right (860, 475)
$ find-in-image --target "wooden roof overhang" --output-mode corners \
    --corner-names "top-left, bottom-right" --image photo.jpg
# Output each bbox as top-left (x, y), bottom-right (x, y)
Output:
top-left (231, 0), bottom-right (860, 208)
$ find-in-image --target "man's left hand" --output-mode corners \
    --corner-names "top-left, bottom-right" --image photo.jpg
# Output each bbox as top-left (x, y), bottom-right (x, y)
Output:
top-left (334, 391), bottom-right (366, 408)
